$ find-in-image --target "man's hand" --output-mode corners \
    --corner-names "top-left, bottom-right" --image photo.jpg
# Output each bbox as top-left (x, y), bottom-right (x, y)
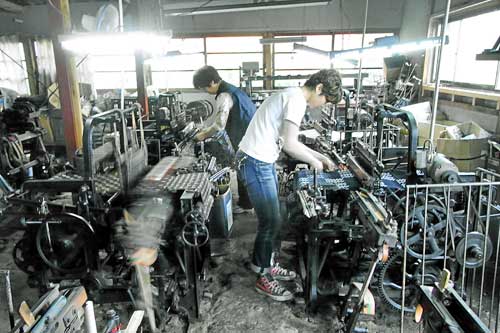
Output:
top-left (194, 131), bottom-right (206, 142)
top-left (129, 248), bottom-right (158, 266)
top-left (318, 154), bottom-right (337, 171)
top-left (310, 159), bottom-right (324, 172)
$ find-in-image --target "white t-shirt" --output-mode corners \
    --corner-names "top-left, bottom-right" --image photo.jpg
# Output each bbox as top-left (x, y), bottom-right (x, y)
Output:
top-left (239, 87), bottom-right (307, 163)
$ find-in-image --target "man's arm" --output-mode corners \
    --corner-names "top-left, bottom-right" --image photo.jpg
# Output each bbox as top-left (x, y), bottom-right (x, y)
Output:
top-left (280, 120), bottom-right (336, 171)
top-left (280, 120), bottom-right (324, 171)
top-left (195, 93), bottom-right (233, 141)
top-left (305, 146), bottom-right (336, 170)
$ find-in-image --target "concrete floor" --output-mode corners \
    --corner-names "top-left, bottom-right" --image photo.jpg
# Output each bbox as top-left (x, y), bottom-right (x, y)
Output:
top-left (0, 196), bottom-right (417, 333)
top-left (0, 228), bottom-right (39, 332)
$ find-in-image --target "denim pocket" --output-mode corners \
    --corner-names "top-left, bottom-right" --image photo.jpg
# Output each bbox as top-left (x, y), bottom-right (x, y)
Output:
top-left (239, 161), bottom-right (248, 186)
top-left (254, 161), bottom-right (276, 183)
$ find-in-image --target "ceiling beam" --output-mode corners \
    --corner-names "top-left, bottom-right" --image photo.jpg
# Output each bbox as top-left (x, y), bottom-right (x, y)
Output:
top-left (0, 0), bottom-right (24, 13)
top-left (163, 0), bottom-right (332, 16)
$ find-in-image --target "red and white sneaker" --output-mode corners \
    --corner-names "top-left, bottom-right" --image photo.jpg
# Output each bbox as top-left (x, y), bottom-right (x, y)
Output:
top-left (255, 274), bottom-right (294, 302)
top-left (270, 263), bottom-right (297, 281)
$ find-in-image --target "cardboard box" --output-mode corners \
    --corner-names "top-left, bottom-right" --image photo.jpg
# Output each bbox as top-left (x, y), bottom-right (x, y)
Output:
top-left (436, 121), bottom-right (490, 172)
top-left (417, 122), bottom-right (449, 146)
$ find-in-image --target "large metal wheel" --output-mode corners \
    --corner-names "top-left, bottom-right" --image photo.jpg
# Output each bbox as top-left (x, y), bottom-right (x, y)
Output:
top-left (455, 232), bottom-right (493, 269)
top-left (401, 205), bottom-right (450, 260)
top-left (377, 252), bottom-right (440, 313)
top-left (35, 213), bottom-right (95, 274)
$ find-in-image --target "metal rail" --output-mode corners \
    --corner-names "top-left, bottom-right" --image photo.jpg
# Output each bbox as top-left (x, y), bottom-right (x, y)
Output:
top-left (399, 172), bottom-right (500, 332)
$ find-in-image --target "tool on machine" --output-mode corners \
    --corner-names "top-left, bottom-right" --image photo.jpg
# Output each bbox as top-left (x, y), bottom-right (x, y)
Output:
top-left (0, 96), bottom-right (54, 187)
top-left (414, 269), bottom-right (491, 333)
top-left (4, 102), bottom-right (225, 332)
top-left (375, 103), bottom-right (418, 183)
top-left (9, 284), bottom-right (87, 333)
top-left (417, 140), bottom-right (459, 184)
top-left (346, 141), bottom-right (384, 188)
top-left (288, 153), bottom-right (399, 332)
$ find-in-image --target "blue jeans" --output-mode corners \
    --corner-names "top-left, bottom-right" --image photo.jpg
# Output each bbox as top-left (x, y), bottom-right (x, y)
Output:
top-left (237, 151), bottom-right (281, 272)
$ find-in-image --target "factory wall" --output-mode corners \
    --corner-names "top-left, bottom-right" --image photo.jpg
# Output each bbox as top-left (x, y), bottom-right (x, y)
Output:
top-left (164, 0), bottom-right (404, 35)
top-left (398, 0), bottom-right (433, 42)
top-left (0, 0), bottom-right (405, 36)
top-left (0, 2), bottom-right (108, 35)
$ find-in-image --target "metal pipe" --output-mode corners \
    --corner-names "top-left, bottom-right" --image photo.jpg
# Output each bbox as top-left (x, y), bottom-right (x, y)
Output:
top-left (118, 0), bottom-right (124, 32)
top-left (461, 186), bottom-right (472, 298)
top-left (429, 0), bottom-right (451, 142)
top-left (430, 0), bottom-right (497, 20)
top-left (477, 167), bottom-right (500, 179)
top-left (163, 0), bottom-right (332, 15)
top-left (489, 207), bottom-right (500, 328)
top-left (471, 268), bottom-right (478, 309)
top-left (406, 181), bottom-right (500, 190)
top-left (443, 187), bottom-right (451, 269)
top-left (118, 0), bottom-right (125, 110)
top-left (400, 186), bottom-right (411, 333)
top-left (356, 0), bottom-right (369, 113)
top-left (84, 301), bottom-right (98, 333)
top-left (496, 281), bottom-right (500, 333)
top-left (474, 172), bottom-right (485, 312)
top-left (2, 270), bottom-right (15, 329)
top-left (479, 184), bottom-right (493, 315)
top-left (421, 187), bottom-right (429, 285)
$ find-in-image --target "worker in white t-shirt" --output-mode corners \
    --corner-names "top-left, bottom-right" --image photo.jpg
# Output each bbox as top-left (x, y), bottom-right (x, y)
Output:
top-left (237, 69), bottom-right (343, 301)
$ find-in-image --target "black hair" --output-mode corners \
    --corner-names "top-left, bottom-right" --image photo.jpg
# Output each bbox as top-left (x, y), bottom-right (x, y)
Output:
top-left (304, 69), bottom-right (343, 104)
top-left (193, 65), bottom-right (222, 89)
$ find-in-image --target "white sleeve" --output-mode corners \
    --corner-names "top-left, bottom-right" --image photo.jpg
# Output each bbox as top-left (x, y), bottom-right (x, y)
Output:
top-left (200, 93), bottom-right (233, 137)
top-left (282, 93), bottom-right (307, 127)
top-left (215, 92), bottom-right (234, 116)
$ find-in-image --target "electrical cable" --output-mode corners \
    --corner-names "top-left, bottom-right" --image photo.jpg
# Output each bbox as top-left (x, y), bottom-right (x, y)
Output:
top-left (449, 154), bottom-right (487, 161)
top-left (191, 0), bottom-right (213, 13)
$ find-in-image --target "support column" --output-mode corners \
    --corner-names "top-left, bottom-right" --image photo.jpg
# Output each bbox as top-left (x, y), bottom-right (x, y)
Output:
top-left (134, 0), bottom-right (159, 118)
top-left (135, 51), bottom-right (150, 118)
top-left (48, 0), bottom-right (83, 161)
top-left (263, 32), bottom-right (273, 90)
top-left (21, 36), bottom-right (39, 95)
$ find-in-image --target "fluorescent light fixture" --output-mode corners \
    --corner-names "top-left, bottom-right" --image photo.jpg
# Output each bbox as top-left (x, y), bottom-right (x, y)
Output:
top-left (164, 0), bottom-right (331, 16)
top-left (293, 43), bottom-right (329, 57)
top-left (144, 50), bottom-right (204, 66)
top-left (165, 50), bottom-right (182, 57)
top-left (59, 31), bottom-right (172, 56)
top-left (330, 36), bottom-right (447, 60)
top-left (260, 36), bottom-right (307, 45)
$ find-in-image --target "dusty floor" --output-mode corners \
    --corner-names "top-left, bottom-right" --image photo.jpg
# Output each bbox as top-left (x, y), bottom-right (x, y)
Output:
top-left (186, 212), bottom-right (415, 333)
top-left (0, 211), bottom-right (419, 333)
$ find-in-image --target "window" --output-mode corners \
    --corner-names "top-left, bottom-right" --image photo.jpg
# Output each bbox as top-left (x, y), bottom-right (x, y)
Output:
top-left (274, 69), bottom-right (319, 88)
top-left (151, 38), bottom-right (205, 89)
top-left (91, 55), bottom-right (137, 89)
top-left (272, 33), bottom-right (392, 88)
top-left (92, 38), bottom-right (206, 90)
top-left (85, 33), bottom-right (393, 91)
top-left (274, 35), bottom-right (332, 87)
top-left (0, 37), bottom-right (29, 95)
top-left (152, 71), bottom-right (195, 89)
top-left (206, 36), bottom-right (262, 53)
top-left (333, 33), bottom-right (393, 86)
top-left (93, 71), bottom-right (137, 90)
top-left (438, 9), bottom-right (500, 89)
top-left (206, 36), bottom-right (263, 87)
top-left (34, 38), bottom-right (57, 90)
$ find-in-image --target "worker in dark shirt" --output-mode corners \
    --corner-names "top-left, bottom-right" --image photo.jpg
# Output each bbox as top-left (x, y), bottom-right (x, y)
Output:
top-left (193, 66), bottom-right (256, 213)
